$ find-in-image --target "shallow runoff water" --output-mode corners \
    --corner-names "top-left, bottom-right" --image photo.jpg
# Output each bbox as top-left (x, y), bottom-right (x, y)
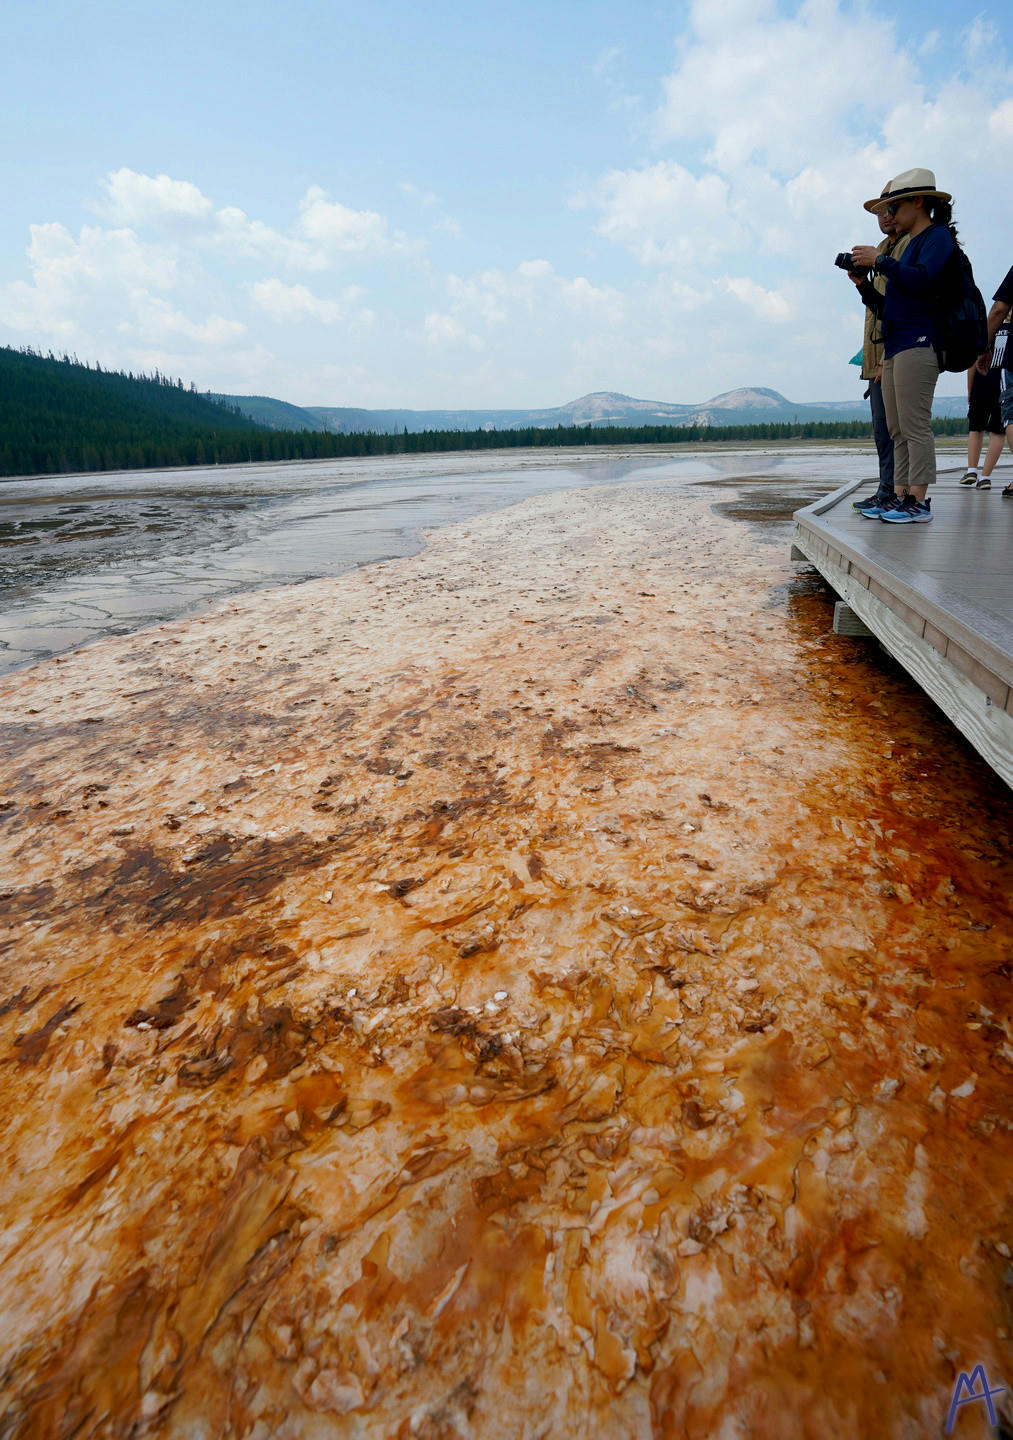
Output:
top-left (0, 445), bottom-right (886, 675)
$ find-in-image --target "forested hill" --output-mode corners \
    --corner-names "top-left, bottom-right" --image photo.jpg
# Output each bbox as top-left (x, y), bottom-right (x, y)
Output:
top-left (0, 346), bottom-right (266, 476)
top-left (0, 344), bottom-right (967, 479)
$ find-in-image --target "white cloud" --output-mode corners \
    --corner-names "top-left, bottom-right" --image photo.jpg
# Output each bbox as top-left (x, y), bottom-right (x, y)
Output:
top-left (560, 275), bottom-right (623, 317)
top-left (445, 272), bottom-right (507, 327)
top-left (100, 169), bottom-right (214, 229)
top-left (3, 279), bottom-right (77, 341)
top-left (990, 99), bottom-right (1013, 141)
top-left (962, 15), bottom-right (999, 62)
top-left (249, 278), bottom-right (374, 329)
top-left (725, 276), bottom-right (791, 322)
top-left (3, 224), bottom-right (246, 366)
top-left (212, 205), bottom-right (309, 268)
top-left (2, 222), bottom-right (181, 344)
top-left (1, 207), bottom-right (253, 378)
top-left (423, 311), bottom-right (484, 350)
top-left (297, 186), bottom-right (416, 259)
top-left (120, 292), bottom-right (245, 345)
top-left (250, 278), bottom-right (345, 325)
top-left (125, 341), bottom-right (278, 389)
top-left (655, 0), bottom-right (916, 176)
top-left (421, 259), bottom-right (626, 392)
top-left (579, 161), bottom-right (739, 265)
top-left (578, 0), bottom-right (1011, 403)
top-left (439, 260), bottom-right (624, 333)
top-left (638, 0), bottom-right (1008, 240)
top-left (93, 169), bottom-right (423, 273)
top-left (209, 192), bottom-right (420, 272)
top-left (28, 221), bottom-right (178, 292)
top-left (655, 276), bottom-right (710, 313)
top-left (0, 171), bottom-right (419, 389)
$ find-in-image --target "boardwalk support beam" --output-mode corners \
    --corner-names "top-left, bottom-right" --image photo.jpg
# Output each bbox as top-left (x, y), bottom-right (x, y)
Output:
top-left (833, 603), bottom-right (874, 638)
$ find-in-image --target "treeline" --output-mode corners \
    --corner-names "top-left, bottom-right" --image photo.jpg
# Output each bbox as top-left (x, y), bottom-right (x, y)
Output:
top-left (0, 346), bottom-right (261, 477)
top-left (0, 344), bottom-right (968, 478)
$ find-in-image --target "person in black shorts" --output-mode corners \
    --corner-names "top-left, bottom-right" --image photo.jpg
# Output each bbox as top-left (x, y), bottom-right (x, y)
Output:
top-left (981, 264), bottom-right (1013, 497)
top-left (961, 339), bottom-right (1006, 488)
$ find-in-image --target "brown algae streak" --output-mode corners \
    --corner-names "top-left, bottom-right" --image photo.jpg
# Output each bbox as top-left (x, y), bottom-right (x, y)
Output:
top-left (0, 481), bottom-right (1010, 1439)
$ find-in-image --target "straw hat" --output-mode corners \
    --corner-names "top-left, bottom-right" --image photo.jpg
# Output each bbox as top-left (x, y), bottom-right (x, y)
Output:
top-left (864, 168), bottom-right (951, 214)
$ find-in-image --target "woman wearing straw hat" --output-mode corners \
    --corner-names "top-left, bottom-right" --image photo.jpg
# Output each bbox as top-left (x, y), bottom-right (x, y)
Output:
top-left (851, 168), bottom-right (955, 524)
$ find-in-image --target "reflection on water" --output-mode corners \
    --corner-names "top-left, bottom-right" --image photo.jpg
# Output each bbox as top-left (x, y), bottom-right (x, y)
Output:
top-left (1, 476), bottom-right (1009, 1438)
top-left (0, 447), bottom-right (880, 673)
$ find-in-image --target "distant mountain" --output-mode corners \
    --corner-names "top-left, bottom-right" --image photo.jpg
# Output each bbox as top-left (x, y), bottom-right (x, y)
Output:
top-left (217, 386), bottom-right (967, 434)
top-left (306, 404), bottom-right (537, 434)
top-left (926, 393), bottom-right (967, 418)
top-left (208, 393), bottom-right (323, 431)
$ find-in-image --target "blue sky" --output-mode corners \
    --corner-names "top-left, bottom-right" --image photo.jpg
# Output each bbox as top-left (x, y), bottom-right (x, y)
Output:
top-left (3, 0), bottom-right (1008, 408)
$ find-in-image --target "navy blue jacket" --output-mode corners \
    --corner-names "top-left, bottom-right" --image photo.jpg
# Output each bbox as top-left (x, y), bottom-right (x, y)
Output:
top-left (874, 224), bottom-right (955, 359)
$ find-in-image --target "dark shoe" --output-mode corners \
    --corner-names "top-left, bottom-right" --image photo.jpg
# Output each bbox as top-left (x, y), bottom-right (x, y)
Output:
top-left (976, 474), bottom-right (992, 489)
top-left (881, 496), bottom-right (932, 523)
top-left (959, 469), bottom-right (979, 485)
top-left (1003, 484), bottom-right (1013, 498)
top-left (852, 493), bottom-right (881, 511)
top-left (860, 494), bottom-right (902, 518)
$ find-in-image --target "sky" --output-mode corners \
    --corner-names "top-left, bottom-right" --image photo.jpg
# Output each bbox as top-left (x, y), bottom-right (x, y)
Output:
top-left (3, 0), bottom-right (1009, 410)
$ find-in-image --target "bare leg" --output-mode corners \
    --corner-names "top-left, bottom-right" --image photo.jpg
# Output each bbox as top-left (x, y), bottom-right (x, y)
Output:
top-left (967, 430), bottom-right (984, 469)
top-left (981, 430), bottom-right (1004, 477)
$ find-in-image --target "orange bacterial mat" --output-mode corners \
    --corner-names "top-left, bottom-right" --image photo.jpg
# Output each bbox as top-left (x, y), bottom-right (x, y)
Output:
top-left (0, 481), bottom-right (1010, 1438)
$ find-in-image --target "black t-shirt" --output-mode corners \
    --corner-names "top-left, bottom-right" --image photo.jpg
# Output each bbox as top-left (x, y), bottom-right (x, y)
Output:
top-left (994, 267), bottom-right (1013, 369)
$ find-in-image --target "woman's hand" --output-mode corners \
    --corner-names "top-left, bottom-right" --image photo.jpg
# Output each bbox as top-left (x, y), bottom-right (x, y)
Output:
top-left (851, 245), bottom-right (878, 270)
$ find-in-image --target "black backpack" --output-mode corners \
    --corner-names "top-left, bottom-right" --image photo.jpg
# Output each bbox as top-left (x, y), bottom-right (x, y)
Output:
top-left (933, 240), bottom-right (988, 372)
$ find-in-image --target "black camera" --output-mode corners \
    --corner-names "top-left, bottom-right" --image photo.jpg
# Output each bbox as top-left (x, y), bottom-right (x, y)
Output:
top-left (834, 252), bottom-right (856, 270)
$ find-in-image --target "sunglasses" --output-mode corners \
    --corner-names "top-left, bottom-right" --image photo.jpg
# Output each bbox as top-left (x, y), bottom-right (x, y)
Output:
top-left (883, 202), bottom-right (901, 217)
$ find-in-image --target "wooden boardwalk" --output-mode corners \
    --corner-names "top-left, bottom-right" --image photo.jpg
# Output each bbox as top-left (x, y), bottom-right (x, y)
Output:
top-left (792, 468), bottom-right (1013, 789)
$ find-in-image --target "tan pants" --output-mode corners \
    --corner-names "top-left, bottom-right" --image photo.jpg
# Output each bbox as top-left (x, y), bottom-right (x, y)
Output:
top-left (881, 346), bottom-right (941, 491)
